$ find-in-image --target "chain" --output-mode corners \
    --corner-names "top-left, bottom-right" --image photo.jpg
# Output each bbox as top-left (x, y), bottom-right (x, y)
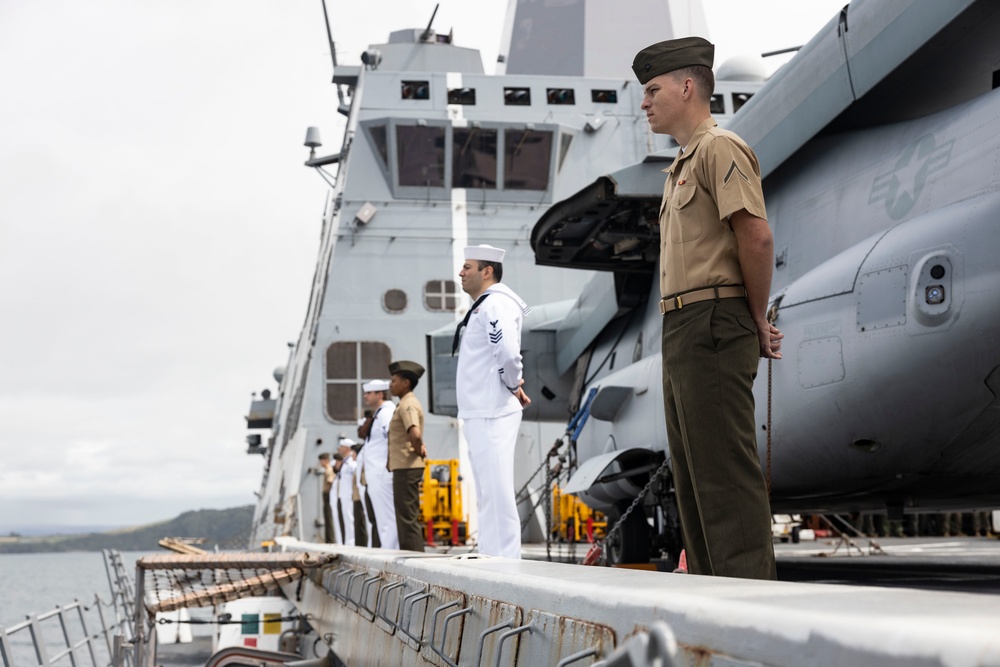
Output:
top-left (583, 456), bottom-right (671, 566)
top-left (767, 358), bottom-right (772, 499)
top-left (514, 438), bottom-right (563, 503)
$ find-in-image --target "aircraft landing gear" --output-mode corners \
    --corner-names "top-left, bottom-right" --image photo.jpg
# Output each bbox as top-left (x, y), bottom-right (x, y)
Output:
top-left (605, 503), bottom-right (651, 564)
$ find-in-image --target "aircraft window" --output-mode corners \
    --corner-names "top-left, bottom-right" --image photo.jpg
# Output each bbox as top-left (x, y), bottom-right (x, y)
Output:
top-left (546, 88), bottom-right (575, 105)
top-left (453, 128), bottom-right (497, 189)
top-left (397, 125), bottom-right (445, 187)
top-left (424, 280), bottom-right (459, 311)
top-left (369, 125), bottom-right (389, 168)
top-left (400, 80), bottom-right (430, 100)
top-left (504, 87), bottom-right (531, 106)
top-left (504, 129), bottom-right (552, 190)
top-left (324, 341), bottom-right (391, 422)
top-left (591, 89), bottom-right (617, 103)
top-left (733, 92), bottom-right (753, 112)
top-left (383, 289), bottom-right (407, 313)
top-left (447, 88), bottom-right (476, 105)
top-left (710, 94), bottom-right (725, 114)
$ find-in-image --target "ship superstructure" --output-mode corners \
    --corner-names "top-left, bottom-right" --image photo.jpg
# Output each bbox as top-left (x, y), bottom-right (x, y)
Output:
top-left (245, 0), bottom-right (763, 547)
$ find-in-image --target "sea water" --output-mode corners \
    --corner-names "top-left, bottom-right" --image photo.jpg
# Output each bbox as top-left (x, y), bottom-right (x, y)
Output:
top-left (0, 551), bottom-right (156, 665)
top-left (0, 552), bottom-right (152, 626)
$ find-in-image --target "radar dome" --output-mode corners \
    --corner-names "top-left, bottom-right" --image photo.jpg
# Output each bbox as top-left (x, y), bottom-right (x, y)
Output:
top-left (273, 366), bottom-right (286, 383)
top-left (716, 55), bottom-right (768, 82)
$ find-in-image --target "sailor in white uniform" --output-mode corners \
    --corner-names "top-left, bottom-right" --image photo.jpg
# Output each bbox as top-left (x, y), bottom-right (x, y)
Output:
top-left (361, 379), bottom-right (399, 549)
top-left (336, 437), bottom-right (358, 546)
top-left (455, 244), bottom-right (531, 559)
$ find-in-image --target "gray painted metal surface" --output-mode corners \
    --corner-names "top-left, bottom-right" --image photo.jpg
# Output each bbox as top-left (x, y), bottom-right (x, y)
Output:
top-left (277, 539), bottom-right (1000, 666)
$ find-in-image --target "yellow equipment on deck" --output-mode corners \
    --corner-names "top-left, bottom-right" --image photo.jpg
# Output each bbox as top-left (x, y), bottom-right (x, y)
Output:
top-left (420, 459), bottom-right (467, 546)
top-left (552, 486), bottom-right (606, 542)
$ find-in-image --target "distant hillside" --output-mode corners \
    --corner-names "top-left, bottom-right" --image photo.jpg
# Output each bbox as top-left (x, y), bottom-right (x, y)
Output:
top-left (0, 506), bottom-right (254, 553)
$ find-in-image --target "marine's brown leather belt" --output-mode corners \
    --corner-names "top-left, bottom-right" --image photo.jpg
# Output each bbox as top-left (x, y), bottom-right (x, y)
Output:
top-left (660, 285), bottom-right (746, 314)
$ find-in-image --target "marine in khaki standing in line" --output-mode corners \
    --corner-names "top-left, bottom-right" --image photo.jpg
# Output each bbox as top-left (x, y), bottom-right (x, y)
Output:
top-left (634, 36), bottom-right (783, 579)
top-left (387, 360), bottom-right (427, 552)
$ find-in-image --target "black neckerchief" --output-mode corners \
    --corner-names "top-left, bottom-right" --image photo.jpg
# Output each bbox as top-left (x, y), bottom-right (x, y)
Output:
top-left (364, 404), bottom-right (385, 445)
top-left (452, 293), bottom-right (490, 355)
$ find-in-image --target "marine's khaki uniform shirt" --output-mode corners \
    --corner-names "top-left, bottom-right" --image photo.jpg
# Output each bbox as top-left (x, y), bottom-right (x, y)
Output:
top-left (659, 118), bottom-right (767, 297)
top-left (387, 392), bottom-right (425, 471)
top-left (322, 463), bottom-right (335, 493)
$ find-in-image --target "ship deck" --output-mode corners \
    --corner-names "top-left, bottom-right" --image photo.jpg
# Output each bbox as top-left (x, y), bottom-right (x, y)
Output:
top-left (156, 536), bottom-right (1000, 666)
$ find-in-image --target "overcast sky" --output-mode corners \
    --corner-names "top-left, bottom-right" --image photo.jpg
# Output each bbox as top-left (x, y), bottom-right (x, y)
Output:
top-left (0, 0), bottom-right (848, 533)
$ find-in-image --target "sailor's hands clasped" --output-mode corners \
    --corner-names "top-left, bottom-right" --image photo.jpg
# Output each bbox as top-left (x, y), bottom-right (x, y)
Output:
top-left (515, 379), bottom-right (532, 407)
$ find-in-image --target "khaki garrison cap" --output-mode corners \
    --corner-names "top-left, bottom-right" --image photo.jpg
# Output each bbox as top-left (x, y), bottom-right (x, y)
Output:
top-left (632, 36), bottom-right (715, 85)
top-left (389, 360), bottom-right (425, 378)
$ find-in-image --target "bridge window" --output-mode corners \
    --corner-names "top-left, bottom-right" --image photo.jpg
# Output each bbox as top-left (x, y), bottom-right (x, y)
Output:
top-left (453, 128), bottom-right (497, 189)
top-left (424, 280), bottom-right (459, 311)
top-left (546, 88), bottom-right (575, 105)
top-left (447, 88), bottom-right (477, 105)
top-left (710, 94), bottom-right (725, 114)
top-left (397, 125), bottom-right (445, 187)
top-left (733, 92), bottom-right (754, 112)
top-left (503, 87), bottom-right (531, 106)
top-left (591, 89), bottom-right (617, 103)
top-left (325, 341), bottom-right (392, 422)
top-left (400, 80), bottom-right (430, 100)
top-left (504, 129), bottom-right (552, 190)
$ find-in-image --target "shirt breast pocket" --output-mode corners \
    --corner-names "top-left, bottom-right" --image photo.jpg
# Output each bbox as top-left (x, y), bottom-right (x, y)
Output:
top-left (669, 183), bottom-right (702, 243)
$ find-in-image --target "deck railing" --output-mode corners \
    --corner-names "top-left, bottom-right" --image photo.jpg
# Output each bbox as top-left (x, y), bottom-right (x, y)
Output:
top-left (0, 551), bottom-right (134, 667)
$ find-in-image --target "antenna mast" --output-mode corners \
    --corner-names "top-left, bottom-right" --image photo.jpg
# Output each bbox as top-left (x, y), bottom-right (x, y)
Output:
top-left (421, 3), bottom-right (440, 42)
top-left (320, 0), bottom-right (346, 105)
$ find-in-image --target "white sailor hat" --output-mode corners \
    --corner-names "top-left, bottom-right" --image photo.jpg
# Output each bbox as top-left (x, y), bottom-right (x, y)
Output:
top-left (464, 244), bottom-right (505, 263)
top-left (338, 436), bottom-right (358, 447)
top-left (362, 379), bottom-right (390, 392)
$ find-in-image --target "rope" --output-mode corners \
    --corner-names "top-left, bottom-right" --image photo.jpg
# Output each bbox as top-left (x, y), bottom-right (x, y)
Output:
top-left (765, 302), bottom-right (779, 500)
top-left (767, 358), bottom-right (772, 499)
top-left (156, 615), bottom-right (303, 626)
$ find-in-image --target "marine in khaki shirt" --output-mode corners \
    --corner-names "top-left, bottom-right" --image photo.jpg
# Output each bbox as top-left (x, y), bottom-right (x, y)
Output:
top-left (634, 36), bottom-right (783, 580)
top-left (387, 360), bottom-right (427, 553)
top-left (387, 391), bottom-right (426, 471)
top-left (658, 117), bottom-right (767, 298)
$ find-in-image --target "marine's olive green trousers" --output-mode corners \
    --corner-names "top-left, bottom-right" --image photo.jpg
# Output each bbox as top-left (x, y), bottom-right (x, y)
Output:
top-left (393, 467), bottom-right (426, 552)
top-left (662, 297), bottom-right (776, 579)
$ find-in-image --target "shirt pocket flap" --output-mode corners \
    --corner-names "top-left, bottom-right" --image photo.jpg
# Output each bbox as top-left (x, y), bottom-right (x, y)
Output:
top-left (672, 183), bottom-right (697, 209)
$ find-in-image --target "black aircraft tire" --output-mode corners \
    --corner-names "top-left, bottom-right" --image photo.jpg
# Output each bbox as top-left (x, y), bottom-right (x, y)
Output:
top-left (606, 505), bottom-right (652, 564)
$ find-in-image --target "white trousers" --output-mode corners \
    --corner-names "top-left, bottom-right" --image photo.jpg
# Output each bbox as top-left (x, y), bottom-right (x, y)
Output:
top-left (464, 412), bottom-right (522, 559)
top-left (338, 493), bottom-right (355, 546)
top-left (365, 467), bottom-right (399, 549)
